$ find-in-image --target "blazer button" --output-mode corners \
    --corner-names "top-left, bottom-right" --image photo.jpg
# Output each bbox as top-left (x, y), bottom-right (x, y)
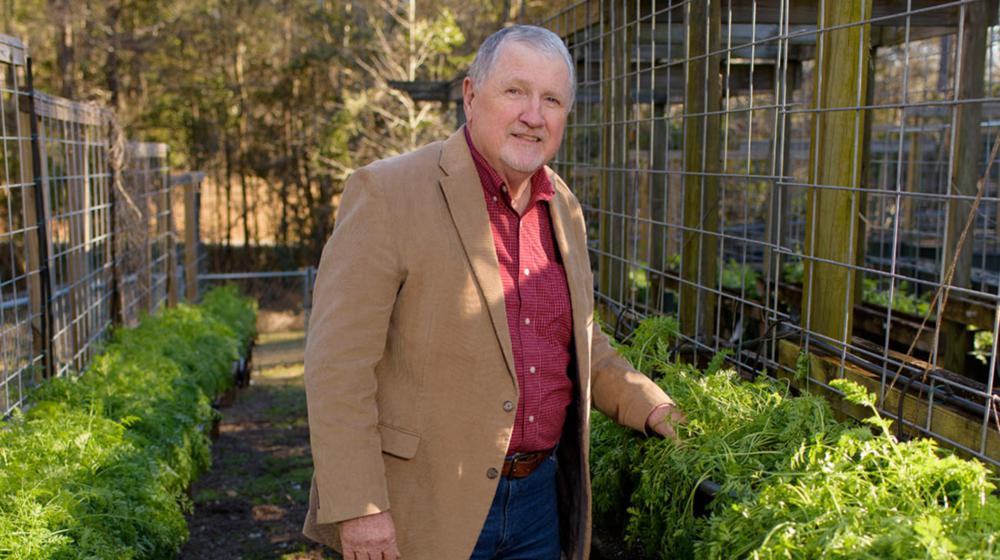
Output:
top-left (487, 467), bottom-right (499, 479)
top-left (503, 400), bottom-right (514, 412)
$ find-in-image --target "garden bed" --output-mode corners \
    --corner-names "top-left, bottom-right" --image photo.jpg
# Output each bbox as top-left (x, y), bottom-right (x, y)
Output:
top-left (0, 287), bottom-right (256, 559)
top-left (592, 316), bottom-right (1000, 559)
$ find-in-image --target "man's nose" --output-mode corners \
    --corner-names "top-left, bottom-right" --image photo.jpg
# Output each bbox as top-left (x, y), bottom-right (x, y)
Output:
top-left (520, 98), bottom-right (545, 128)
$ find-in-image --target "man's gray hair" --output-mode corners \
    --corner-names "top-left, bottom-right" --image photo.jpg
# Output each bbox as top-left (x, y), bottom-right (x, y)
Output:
top-left (467, 25), bottom-right (576, 106)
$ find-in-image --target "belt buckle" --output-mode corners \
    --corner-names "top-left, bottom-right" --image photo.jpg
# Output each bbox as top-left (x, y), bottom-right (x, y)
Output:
top-left (507, 452), bottom-right (526, 472)
top-left (505, 451), bottom-right (534, 477)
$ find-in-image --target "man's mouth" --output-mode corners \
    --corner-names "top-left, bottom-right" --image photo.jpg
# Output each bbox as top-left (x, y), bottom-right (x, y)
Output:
top-left (511, 132), bottom-right (543, 143)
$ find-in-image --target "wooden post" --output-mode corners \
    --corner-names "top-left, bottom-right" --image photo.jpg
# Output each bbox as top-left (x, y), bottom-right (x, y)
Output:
top-left (185, 179), bottom-right (199, 302)
top-left (598, 1), bottom-right (633, 320)
top-left (940, 0), bottom-right (991, 375)
top-left (801, 0), bottom-right (873, 349)
top-left (19, 108), bottom-right (48, 383)
top-left (680, 0), bottom-right (722, 342)
top-left (854, 44), bottom-right (877, 305)
top-left (598, 2), bottom-right (613, 321)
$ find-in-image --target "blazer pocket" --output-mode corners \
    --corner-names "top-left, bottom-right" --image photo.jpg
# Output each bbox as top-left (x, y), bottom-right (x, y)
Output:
top-left (378, 423), bottom-right (421, 459)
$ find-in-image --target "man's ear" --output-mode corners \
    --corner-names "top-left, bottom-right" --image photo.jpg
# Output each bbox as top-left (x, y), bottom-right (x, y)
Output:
top-left (462, 76), bottom-right (475, 118)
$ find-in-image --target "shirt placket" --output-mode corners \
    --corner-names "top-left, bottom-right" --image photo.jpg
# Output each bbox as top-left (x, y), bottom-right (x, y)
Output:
top-left (519, 205), bottom-right (541, 447)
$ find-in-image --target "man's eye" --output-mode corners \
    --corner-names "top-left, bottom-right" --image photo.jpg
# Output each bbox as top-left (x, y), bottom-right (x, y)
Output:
top-left (506, 88), bottom-right (522, 95)
top-left (546, 97), bottom-right (562, 106)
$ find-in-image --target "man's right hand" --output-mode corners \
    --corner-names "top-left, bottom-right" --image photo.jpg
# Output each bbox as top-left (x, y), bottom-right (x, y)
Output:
top-left (339, 510), bottom-right (402, 559)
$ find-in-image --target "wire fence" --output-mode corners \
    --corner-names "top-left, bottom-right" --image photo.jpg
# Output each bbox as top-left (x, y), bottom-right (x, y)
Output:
top-left (0, 33), bottom-right (204, 415)
top-left (541, 0), bottom-right (1000, 467)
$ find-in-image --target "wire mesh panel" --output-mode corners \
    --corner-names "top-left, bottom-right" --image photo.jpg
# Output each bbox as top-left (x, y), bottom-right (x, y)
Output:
top-left (542, 0), bottom-right (1000, 467)
top-left (0, 34), bottom-right (42, 415)
top-left (33, 92), bottom-right (114, 380)
top-left (118, 142), bottom-right (170, 325)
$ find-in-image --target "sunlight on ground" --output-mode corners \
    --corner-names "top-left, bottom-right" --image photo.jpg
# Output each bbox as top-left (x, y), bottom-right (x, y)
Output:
top-left (259, 363), bottom-right (305, 380)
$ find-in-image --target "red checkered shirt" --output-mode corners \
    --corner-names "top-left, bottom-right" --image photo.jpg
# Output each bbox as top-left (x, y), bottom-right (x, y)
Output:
top-left (464, 127), bottom-right (574, 454)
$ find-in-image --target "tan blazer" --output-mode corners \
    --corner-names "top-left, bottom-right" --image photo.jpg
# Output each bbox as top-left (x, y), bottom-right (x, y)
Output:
top-left (302, 128), bottom-right (671, 559)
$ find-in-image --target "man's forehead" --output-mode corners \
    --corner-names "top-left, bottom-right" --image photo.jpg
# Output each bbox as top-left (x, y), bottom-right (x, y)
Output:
top-left (489, 42), bottom-right (571, 89)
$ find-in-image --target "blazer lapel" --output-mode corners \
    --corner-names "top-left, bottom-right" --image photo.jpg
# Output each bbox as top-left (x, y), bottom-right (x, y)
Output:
top-left (437, 130), bottom-right (517, 383)
top-left (546, 173), bottom-right (592, 387)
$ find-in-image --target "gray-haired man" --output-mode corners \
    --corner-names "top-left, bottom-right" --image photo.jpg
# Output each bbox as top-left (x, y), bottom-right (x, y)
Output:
top-left (303, 25), bottom-right (685, 560)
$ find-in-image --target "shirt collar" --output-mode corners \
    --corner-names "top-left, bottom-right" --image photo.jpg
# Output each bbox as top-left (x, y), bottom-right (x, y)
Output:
top-left (463, 125), bottom-right (554, 206)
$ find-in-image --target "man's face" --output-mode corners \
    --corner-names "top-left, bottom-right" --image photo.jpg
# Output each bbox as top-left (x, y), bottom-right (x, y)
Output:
top-left (463, 41), bottom-right (572, 181)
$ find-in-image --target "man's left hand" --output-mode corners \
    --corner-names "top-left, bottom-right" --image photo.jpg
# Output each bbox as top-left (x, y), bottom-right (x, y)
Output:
top-left (645, 403), bottom-right (686, 441)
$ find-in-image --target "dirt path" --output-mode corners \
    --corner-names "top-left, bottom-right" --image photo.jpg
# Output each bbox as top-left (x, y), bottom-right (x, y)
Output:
top-left (179, 331), bottom-right (339, 560)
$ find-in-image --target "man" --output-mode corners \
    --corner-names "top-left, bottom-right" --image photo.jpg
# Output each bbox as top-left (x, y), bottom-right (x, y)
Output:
top-left (303, 25), bottom-right (685, 560)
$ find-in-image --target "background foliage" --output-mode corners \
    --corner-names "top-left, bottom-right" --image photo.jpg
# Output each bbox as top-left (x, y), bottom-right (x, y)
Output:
top-left (3, 0), bottom-right (549, 267)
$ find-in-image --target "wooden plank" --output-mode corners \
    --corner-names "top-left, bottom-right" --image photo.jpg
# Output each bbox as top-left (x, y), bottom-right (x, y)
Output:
top-left (680, 0), bottom-right (722, 341)
top-left (31, 92), bottom-right (106, 126)
top-left (0, 34), bottom-right (27, 65)
top-left (801, 0), bottom-right (873, 349)
top-left (776, 339), bottom-right (1000, 469)
top-left (713, 0), bottom-right (993, 28)
top-left (128, 141), bottom-right (168, 159)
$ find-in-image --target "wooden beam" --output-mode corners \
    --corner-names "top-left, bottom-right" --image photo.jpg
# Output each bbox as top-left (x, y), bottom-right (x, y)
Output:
top-left (704, 0), bottom-right (995, 28)
top-left (776, 339), bottom-right (1000, 469)
top-left (680, 0), bottom-right (722, 342)
top-left (801, 0), bottom-right (873, 349)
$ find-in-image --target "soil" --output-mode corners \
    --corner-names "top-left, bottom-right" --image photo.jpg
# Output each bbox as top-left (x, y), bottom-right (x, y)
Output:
top-left (178, 329), bottom-right (633, 559)
top-left (179, 331), bottom-right (339, 560)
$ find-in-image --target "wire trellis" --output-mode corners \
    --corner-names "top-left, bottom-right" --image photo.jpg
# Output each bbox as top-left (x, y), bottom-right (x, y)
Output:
top-left (0, 35), bottom-right (204, 416)
top-left (542, 0), bottom-right (1000, 467)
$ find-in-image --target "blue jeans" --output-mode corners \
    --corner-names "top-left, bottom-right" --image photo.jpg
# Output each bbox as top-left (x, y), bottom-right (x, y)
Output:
top-left (470, 453), bottom-right (561, 560)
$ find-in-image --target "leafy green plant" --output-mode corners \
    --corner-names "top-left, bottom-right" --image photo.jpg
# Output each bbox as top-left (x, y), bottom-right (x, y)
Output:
top-left (0, 287), bottom-right (256, 559)
top-left (590, 317), bottom-right (1000, 560)
top-left (721, 259), bottom-right (761, 300)
top-left (700, 381), bottom-right (1000, 559)
top-left (971, 330), bottom-right (994, 365)
top-left (782, 258), bottom-right (804, 284)
top-left (861, 278), bottom-right (932, 317)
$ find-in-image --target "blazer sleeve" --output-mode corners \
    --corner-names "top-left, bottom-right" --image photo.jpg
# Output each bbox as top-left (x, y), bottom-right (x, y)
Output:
top-left (304, 167), bottom-right (404, 525)
top-left (589, 322), bottom-right (674, 433)
top-left (590, 321), bottom-right (673, 433)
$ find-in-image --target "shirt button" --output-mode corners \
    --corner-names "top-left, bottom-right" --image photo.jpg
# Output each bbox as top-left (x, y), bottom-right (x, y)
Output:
top-left (524, 268), bottom-right (530, 276)
top-left (528, 415), bottom-right (535, 423)
top-left (492, 196), bottom-right (498, 202)
top-left (503, 400), bottom-right (514, 412)
top-left (529, 366), bottom-right (536, 373)
top-left (501, 186), bottom-right (507, 193)
top-left (524, 318), bottom-right (531, 325)
top-left (487, 467), bottom-right (499, 479)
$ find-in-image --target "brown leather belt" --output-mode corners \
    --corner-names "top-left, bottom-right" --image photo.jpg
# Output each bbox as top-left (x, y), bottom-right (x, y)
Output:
top-left (501, 450), bottom-right (552, 479)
